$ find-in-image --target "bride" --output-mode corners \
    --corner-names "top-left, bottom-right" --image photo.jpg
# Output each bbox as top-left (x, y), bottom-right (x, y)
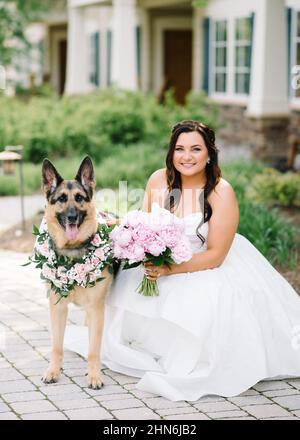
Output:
top-left (64, 120), bottom-right (300, 402)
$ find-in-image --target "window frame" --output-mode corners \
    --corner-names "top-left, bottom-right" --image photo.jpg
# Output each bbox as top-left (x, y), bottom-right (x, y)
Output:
top-left (209, 15), bottom-right (253, 104)
top-left (234, 17), bottom-right (252, 95)
top-left (210, 19), bottom-right (228, 95)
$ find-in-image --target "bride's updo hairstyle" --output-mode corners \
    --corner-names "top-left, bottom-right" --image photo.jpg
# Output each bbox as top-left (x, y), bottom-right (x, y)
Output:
top-left (164, 120), bottom-right (221, 245)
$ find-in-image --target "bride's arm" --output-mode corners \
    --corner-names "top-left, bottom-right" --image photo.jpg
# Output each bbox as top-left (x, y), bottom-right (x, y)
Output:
top-left (171, 181), bottom-right (239, 274)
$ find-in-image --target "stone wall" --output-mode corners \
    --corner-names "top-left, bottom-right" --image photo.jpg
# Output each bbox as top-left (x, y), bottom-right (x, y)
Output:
top-left (290, 110), bottom-right (300, 140)
top-left (215, 103), bottom-right (292, 165)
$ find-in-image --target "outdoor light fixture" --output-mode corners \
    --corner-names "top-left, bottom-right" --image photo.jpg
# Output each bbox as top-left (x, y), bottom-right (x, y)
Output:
top-left (0, 145), bottom-right (25, 231)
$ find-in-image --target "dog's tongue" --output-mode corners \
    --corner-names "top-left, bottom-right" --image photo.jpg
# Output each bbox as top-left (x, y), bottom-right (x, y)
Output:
top-left (66, 223), bottom-right (79, 241)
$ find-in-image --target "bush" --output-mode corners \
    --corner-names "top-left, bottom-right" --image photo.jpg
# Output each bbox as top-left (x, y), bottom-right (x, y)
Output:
top-left (237, 197), bottom-right (298, 268)
top-left (0, 88), bottom-right (221, 163)
top-left (248, 168), bottom-right (300, 207)
top-left (0, 175), bottom-right (19, 196)
top-left (94, 143), bottom-right (165, 188)
top-left (222, 160), bottom-right (299, 268)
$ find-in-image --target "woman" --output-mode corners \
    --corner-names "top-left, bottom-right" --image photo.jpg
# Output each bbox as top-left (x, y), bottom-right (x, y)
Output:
top-left (64, 120), bottom-right (300, 402)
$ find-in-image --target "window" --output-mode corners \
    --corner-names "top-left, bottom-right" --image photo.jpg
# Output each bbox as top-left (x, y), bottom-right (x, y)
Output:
top-left (234, 17), bottom-right (252, 94)
top-left (212, 20), bottom-right (227, 93)
top-left (208, 15), bottom-right (253, 98)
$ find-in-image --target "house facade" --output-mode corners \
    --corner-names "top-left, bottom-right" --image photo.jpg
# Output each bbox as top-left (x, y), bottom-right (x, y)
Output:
top-left (10, 0), bottom-right (300, 164)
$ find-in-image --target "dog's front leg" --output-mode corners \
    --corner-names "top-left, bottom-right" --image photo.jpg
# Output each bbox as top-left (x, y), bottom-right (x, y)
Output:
top-left (42, 291), bottom-right (68, 384)
top-left (86, 302), bottom-right (105, 389)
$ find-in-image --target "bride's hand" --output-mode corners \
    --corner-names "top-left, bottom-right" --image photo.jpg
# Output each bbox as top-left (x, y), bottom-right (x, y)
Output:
top-left (144, 262), bottom-right (171, 280)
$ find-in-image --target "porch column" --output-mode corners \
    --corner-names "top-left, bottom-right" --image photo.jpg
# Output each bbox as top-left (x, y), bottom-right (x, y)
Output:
top-left (247, 0), bottom-right (289, 116)
top-left (246, 0), bottom-right (289, 164)
top-left (111, 0), bottom-right (138, 90)
top-left (65, 5), bottom-right (87, 94)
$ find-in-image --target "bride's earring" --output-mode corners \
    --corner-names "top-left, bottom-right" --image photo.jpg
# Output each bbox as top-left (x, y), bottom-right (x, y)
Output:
top-left (207, 158), bottom-right (210, 164)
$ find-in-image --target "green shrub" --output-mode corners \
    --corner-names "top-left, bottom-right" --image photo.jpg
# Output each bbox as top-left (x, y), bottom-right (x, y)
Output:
top-left (248, 168), bottom-right (300, 207)
top-left (94, 143), bottom-right (165, 188)
top-left (237, 197), bottom-right (298, 268)
top-left (223, 160), bottom-right (299, 268)
top-left (0, 175), bottom-right (19, 196)
top-left (0, 88), bottom-right (221, 162)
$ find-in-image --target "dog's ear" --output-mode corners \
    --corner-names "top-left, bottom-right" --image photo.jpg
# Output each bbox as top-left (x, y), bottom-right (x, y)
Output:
top-left (42, 159), bottom-right (63, 198)
top-left (75, 156), bottom-right (96, 196)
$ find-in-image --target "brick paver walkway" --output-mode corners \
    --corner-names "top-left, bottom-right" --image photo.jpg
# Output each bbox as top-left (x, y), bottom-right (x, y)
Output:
top-left (1, 250), bottom-right (300, 420)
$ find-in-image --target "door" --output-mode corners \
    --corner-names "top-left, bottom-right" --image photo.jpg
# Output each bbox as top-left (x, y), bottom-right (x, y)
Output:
top-left (164, 30), bottom-right (192, 104)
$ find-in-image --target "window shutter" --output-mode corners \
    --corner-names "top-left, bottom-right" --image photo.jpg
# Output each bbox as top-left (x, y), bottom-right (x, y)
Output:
top-left (90, 32), bottom-right (100, 86)
top-left (95, 32), bottom-right (100, 86)
top-left (136, 25), bottom-right (141, 87)
top-left (202, 17), bottom-right (210, 93)
top-left (287, 7), bottom-right (292, 96)
top-left (107, 30), bottom-right (112, 87)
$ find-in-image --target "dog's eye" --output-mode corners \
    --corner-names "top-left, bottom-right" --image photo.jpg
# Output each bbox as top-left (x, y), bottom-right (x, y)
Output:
top-left (75, 194), bottom-right (84, 203)
top-left (58, 194), bottom-right (67, 203)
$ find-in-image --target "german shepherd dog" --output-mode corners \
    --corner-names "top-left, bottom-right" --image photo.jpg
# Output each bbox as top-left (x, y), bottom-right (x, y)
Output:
top-left (41, 156), bottom-right (113, 389)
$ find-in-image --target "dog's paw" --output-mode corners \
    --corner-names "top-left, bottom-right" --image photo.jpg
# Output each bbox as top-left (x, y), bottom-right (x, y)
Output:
top-left (42, 368), bottom-right (61, 384)
top-left (87, 372), bottom-right (103, 390)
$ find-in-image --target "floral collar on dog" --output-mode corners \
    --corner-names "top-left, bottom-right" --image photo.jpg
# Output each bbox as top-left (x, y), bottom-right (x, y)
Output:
top-left (24, 213), bottom-right (114, 303)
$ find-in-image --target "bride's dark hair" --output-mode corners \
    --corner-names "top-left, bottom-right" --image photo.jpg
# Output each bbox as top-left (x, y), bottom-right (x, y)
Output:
top-left (164, 120), bottom-right (221, 245)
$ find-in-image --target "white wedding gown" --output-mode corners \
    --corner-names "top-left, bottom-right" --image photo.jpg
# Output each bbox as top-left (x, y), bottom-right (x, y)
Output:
top-left (64, 205), bottom-right (300, 401)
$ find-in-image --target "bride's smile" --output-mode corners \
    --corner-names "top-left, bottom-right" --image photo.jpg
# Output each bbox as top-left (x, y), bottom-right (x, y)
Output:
top-left (173, 131), bottom-right (209, 181)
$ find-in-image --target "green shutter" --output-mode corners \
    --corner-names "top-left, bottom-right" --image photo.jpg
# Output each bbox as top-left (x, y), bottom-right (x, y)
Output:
top-left (136, 25), bottom-right (141, 87)
top-left (287, 7), bottom-right (292, 96)
top-left (107, 30), bottom-right (112, 87)
top-left (95, 32), bottom-right (100, 87)
top-left (202, 17), bottom-right (210, 93)
top-left (89, 32), bottom-right (100, 86)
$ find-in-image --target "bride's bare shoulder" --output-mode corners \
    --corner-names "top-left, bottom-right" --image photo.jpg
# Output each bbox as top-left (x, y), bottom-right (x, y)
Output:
top-left (143, 169), bottom-right (167, 211)
top-left (146, 168), bottom-right (167, 189)
top-left (209, 177), bottom-right (237, 203)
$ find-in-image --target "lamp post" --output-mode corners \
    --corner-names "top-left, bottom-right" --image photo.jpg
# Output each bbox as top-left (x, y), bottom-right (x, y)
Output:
top-left (0, 146), bottom-right (25, 231)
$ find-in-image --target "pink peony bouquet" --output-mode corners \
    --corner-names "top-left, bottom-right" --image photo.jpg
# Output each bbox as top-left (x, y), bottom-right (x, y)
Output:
top-left (109, 204), bottom-right (192, 296)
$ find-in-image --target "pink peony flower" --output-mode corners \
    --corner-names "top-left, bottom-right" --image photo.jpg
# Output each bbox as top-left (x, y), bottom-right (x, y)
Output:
top-left (145, 238), bottom-right (166, 256)
top-left (115, 228), bottom-right (132, 247)
top-left (171, 238), bottom-right (193, 264)
top-left (42, 263), bottom-right (56, 282)
top-left (94, 248), bottom-right (105, 260)
top-left (36, 240), bottom-right (50, 257)
top-left (91, 234), bottom-right (102, 246)
top-left (126, 243), bottom-right (145, 263)
top-left (90, 256), bottom-right (101, 267)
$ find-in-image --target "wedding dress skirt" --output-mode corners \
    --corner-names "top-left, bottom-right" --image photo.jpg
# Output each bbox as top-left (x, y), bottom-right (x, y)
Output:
top-left (64, 207), bottom-right (300, 401)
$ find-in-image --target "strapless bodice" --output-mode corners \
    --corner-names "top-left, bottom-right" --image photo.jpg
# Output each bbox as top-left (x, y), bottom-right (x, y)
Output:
top-left (183, 212), bottom-right (208, 254)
